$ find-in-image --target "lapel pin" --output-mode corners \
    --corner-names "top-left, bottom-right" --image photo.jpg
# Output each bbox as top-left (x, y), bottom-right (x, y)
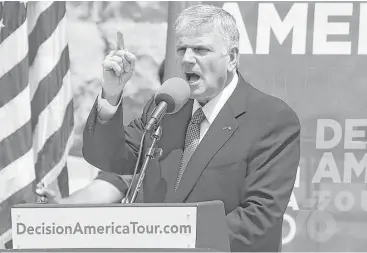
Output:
top-left (223, 126), bottom-right (232, 131)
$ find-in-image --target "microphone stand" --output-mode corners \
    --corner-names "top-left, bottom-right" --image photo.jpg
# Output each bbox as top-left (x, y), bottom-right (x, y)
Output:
top-left (125, 125), bottom-right (163, 203)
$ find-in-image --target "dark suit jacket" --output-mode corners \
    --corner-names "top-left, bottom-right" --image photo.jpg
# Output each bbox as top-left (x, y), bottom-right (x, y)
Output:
top-left (83, 73), bottom-right (301, 252)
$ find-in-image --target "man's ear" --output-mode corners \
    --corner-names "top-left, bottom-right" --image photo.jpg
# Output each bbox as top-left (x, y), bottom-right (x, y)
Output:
top-left (227, 47), bottom-right (239, 72)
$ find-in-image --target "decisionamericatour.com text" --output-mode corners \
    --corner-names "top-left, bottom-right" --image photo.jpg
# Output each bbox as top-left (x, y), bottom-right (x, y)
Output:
top-left (16, 222), bottom-right (192, 235)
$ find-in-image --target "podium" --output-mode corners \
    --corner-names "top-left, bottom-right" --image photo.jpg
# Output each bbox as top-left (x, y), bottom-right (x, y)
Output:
top-left (10, 200), bottom-right (230, 252)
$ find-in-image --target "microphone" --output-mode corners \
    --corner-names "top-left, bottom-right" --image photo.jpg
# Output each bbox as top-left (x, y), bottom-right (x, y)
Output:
top-left (145, 77), bottom-right (190, 132)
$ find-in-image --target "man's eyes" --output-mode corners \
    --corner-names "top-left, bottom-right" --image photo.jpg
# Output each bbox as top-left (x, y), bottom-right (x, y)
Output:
top-left (176, 48), bottom-right (210, 53)
top-left (195, 48), bottom-right (209, 53)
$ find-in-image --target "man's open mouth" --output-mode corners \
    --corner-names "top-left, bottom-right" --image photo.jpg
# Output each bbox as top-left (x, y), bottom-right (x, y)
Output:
top-left (185, 72), bottom-right (201, 84)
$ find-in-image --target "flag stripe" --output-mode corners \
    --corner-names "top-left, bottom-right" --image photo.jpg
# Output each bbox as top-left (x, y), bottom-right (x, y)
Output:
top-left (0, 149), bottom-right (35, 204)
top-left (28, 2), bottom-right (65, 66)
top-left (35, 100), bottom-right (74, 182)
top-left (31, 46), bottom-right (69, 131)
top-left (0, 121), bottom-right (32, 170)
top-left (58, 164), bottom-right (69, 198)
top-left (29, 18), bottom-right (68, 99)
top-left (0, 2), bottom-right (26, 44)
top-left (0, 229), bottom-right (12, 248)
top-left (4, 239), bottom-right (12, 250)
top-left (0, 56), bottom-right (29, 108)
top-left (41, 129), bottom-right (73, 188)
top-left (0, 182), bottom-right (35, 237)
top-left (0, 20), bottom-right (28, 79)
top-left (0, 85), bottom-right (31, 143)
top-left (26, 1), bottom-right (54, 36)
top-left (33, 71), bottom-right (72, 158)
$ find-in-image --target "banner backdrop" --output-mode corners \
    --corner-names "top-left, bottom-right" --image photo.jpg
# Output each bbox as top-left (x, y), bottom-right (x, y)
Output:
top-left (203, 1), bottom-right (367, 252)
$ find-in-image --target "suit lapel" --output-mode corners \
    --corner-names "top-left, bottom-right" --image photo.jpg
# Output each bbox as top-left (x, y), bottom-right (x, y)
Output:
top-left (160, 149), bottom-right (184, 201)
top-left (167, 103), bottom-right (239, 202)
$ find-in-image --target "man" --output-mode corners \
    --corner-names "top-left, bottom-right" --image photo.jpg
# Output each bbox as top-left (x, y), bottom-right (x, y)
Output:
top-left (37, 4), bottom-right (300, 251)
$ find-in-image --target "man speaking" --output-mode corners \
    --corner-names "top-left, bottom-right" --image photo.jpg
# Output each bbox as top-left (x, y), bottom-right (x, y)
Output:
top-left (37, 4), bottom-right (301, 252)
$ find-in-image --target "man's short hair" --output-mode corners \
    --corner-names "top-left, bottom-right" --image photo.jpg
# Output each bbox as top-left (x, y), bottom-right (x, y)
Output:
top-left (174, 4), bottom-right (240, 55)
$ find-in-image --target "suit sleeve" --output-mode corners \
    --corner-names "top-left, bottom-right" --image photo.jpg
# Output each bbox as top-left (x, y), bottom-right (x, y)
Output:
top-left (82, 96), bottom-right (155, 193)
top-left (226, 105), bottom-right (301, 252)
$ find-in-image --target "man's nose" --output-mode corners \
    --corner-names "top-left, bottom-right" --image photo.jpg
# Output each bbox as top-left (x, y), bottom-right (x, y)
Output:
top-left (182, 48), bottom-right (196, 64)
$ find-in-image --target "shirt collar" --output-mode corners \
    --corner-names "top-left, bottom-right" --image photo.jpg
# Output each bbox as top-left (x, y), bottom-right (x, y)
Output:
top-left (192, 72), bottom-right (238, 124)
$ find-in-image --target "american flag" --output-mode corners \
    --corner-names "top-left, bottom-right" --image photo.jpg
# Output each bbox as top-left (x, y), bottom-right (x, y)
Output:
top-left (0, 1), bottom-right (73, 248)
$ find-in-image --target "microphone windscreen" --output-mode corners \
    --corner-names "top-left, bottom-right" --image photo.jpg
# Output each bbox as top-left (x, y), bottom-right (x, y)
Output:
top-left (154, 77), bottom-right (190, 114)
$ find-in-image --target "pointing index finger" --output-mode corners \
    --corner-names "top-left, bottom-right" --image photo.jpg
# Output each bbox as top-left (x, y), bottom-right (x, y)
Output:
top-left (117, 30), bottom-right (125, 50)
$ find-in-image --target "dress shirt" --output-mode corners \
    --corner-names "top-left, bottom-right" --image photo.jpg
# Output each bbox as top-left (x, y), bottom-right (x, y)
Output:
top-left (192, 72), bottom-right (238, 142)
top-left (97, 88), bottom-right (123, 123)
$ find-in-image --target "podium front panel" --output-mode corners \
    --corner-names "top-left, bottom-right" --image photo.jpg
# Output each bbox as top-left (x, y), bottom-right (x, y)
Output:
top-left (11, 205), bottom-right (197, 249)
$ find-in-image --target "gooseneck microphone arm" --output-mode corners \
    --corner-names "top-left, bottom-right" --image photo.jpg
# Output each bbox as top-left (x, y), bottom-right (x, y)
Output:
top-left (124, 126), bottom-right (163, 203)
top-left (144, 102), bottom-right (167, 132)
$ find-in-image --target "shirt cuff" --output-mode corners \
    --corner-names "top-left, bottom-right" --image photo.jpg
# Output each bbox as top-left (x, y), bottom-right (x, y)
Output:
top-left (97, 88), bottom-right (123, 123)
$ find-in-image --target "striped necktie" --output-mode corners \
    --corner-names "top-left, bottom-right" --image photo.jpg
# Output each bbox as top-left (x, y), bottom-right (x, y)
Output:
top-left (174, 107), bottom-right (206, 194)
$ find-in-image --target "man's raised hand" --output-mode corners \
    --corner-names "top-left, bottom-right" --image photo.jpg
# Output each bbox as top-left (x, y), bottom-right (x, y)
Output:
top-left (102, 30), bottom-right (136, 104)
